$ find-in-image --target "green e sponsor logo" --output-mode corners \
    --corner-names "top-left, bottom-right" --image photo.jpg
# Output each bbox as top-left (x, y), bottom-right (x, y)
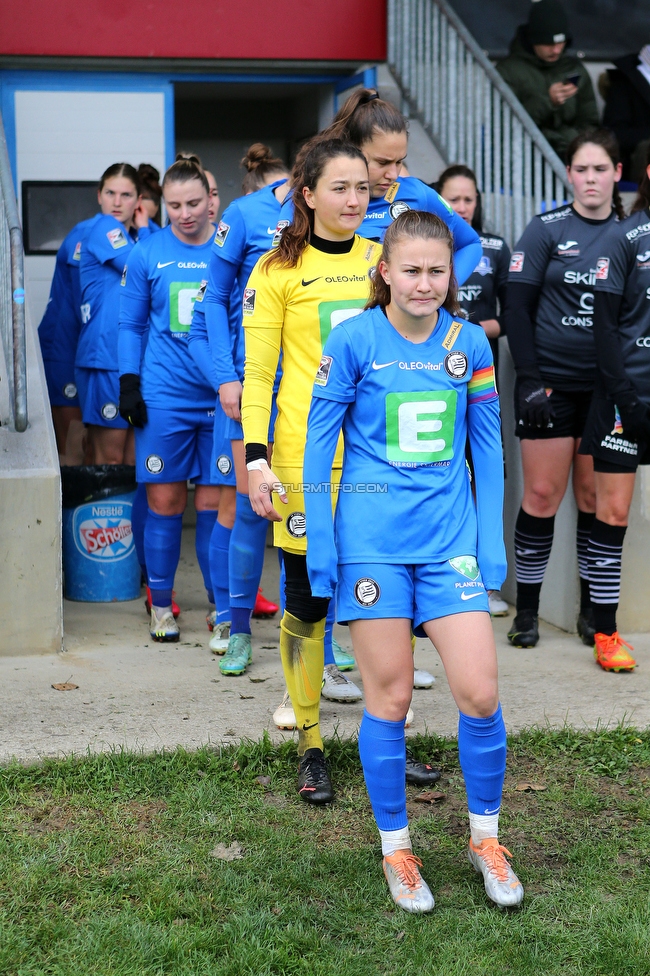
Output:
top-left (318, 299), bottom-right (367, 346)
top-left (169, 281), bottom-right (202, 333)
top-left (385, 390), bottom-right (457, 462)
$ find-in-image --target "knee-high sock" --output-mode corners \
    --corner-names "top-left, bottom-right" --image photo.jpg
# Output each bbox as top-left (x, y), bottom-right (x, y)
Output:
top-left (278, 550), bottom-right (286, 616)
top-left (358, 710), bottom-right (408, 843)
top-left (280, 611), bottom-right (325, 755)
top-left (514, 509), bottom-right (555, 613)
top-left (324, 594), bottom-right (336, 667)
top-left (145, 509), bottom-right (183, 608)
top-left (209, 520), bottom-right (232, 625)
top-left (458, 705), bottom-right (506, 843)
top-left (229, 492), bottom-right (267, 636)
top-left (588, 519), bottom-right (627, 636)
top-left (132, 483), bottom-right (149, 579)
top-left (195, 509), bottom-right (217, 603)
top-left (576, 510), bottom-right (596, 612)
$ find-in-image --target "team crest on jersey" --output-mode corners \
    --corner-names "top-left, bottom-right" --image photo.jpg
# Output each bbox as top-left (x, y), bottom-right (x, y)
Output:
top-left (389, 201), bottom-right (411, 220)
top-left (63, 383), bottom-right (77, 399)
top-left (444, 351), bottom-right (468, 379)
top-left (286, 511), bottom-right (306, 538)
top-left (101, 402), bottom-right (118, 420)
top-left (595, 257), bottom-right (610, 280)
top-left (383, 182), bottom-right (400, 204)
top-left (272, 219), bottom-right (290, 247)
top-left (73, 241), bottom-right (82, 261)
top-left (474, 255), bottom-right (493, 277)
top-left (216, 454), bottom-right (232, 475)
top-left (145, 454), bottom-right (164, 474)
top-left (242, 288), bottom-right (256, 316)
top-left (449, 555), bottom-right (480, 580)
top-left (107, 227), bottom-right (128, 250)
top-left (636, 250), bottom-right (650, 269)
top-left (214, 221), bottom-right (230, 247)
top-left (509, 251), bottom-right (525, 273)
top-left (354, 577), bottom-right (381, 607)
top-left (195, 279), bottom-right (208, 303)
top-left (120, 265), bottom-right (127, 287)
top-left (314, 355), bottom-right (333, 387)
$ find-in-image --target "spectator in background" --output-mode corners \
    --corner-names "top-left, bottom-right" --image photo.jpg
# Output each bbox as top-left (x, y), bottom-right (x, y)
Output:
top-left (603, 45), bottom-right (650, 183)
top-left (138, 164), bottom-right (163, 227)
top-left (497, 0), bottom-right (598, 160)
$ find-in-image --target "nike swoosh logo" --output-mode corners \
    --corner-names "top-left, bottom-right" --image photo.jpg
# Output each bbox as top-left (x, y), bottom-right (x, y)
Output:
top-left (267, 227), bottom-right (277, 234)
top-left (149, 578), bottom-right (165, 583)
top-left (558, 241), bottom-right (579, 250)
top-left (229, 593), bottom-right (245, 599)
top-left (460, 591), bottom-right (483, 600)
top-left (594, 559), bottom-right (617, 566)
top-left (515, 548), bottom-right (537, 555)
top-left (484, 806), bottom-right (500, 815)
top-left (157, 260), bottom-right (175, 269)
top-left (301, 277), bottom-right (322, 287)
top-left (372, 360), bottom-right (399, 370)
top-left (302, 722), bottom-right (319, 731)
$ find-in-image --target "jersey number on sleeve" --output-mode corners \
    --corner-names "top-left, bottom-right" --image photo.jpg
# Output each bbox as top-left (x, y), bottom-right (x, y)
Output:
top-left (385, 391), bottom-right (457, 463)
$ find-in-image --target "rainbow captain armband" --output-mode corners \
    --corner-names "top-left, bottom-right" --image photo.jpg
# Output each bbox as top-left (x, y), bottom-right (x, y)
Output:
top-left (467, 365), bottom-right (498, 404)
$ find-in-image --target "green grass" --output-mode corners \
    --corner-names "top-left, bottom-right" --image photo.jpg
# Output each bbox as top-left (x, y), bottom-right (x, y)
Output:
top-left (2, 727), bottom-right (650, 975)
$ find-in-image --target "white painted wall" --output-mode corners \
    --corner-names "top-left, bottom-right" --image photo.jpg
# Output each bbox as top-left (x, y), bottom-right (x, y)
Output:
top-left (14, 89), bottom-right (166, 325)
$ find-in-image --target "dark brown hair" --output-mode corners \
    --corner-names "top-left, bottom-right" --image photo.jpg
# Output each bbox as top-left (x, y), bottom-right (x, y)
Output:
top-left (632, 143), bottom-right (650, 214)
top-left (162, 152), bottom-right (209, 194)
top-left (566, 128), bottom-right (625, 220)
top-left (98, 163), bottom-right (140, 194)
top-left (137, 163), bottom-right (162, 223)
top-left (366, 210), bottom-right (459, 315)
top-left (435, 164), bottom-right (484, 233)
top-left (241, 143), bottom-right (288, 194)
top-left (264, 139), bottom-right (368, 272)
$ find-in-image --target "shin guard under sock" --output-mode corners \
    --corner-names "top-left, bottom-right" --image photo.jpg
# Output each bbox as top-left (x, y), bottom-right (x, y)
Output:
top-left (195, 509), bottom-right (217, 603)
top-left (145, 509), bottom-right (183, 607)
top-left (458, 705), bottom-right (506, 818)
top-left (514, 509), bottom-right (555, 613)
top-left (358, 710), bottom-right (408, 834)
top-left (588, 519), bottom-right (627, 636)
top-left (132, 483), bottom-right (149, 579)
top-left (280, 611), bottom-right (325, 755)
top-left (229, 492), bottom-right (267, 635)
top-left (576, 510), bottom-right (595, 612)
top-left (209, 520), bottom-right (232, 625)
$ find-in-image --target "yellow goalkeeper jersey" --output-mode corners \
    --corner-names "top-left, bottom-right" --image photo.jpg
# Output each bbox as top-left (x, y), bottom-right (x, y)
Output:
top-left (241, 236), bottom-right (381, 469)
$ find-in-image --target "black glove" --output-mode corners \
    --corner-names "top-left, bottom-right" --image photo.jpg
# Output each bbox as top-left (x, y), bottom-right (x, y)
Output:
top-left (516, 370), bottom-right (553, 429)
top-left (119, 373), bottom-right (148, 428)
top-left (618, 397), bottom-right (650, 443)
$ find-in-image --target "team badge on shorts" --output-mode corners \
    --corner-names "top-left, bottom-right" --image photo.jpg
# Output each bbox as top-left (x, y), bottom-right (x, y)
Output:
top-left (389, 201), bottom-right (411, 220)
top-left (101, 402), bottom-right (118, 420)
top-left (354, 578), bottom-right (381, 607)
top-left (286, 511), bottom-right (306, 538)
top-left (444, 351), bottom-right (468, 378)
top-left (63, 383), bottom-right (77, 399)
top-left (145, 454), bottom-right (164, 474)
top-left (449, 555), bottom-right (480, 579)
top-left (216, 454), bottom-right (232, 475)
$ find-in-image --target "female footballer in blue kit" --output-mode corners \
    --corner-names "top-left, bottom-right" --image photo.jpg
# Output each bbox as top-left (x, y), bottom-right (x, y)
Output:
top-left (118, 154), bottom-right (221, 642)
top-left (303, 211), bottom-right (523, 912)
top-left (77, 163), bottom-right (152, 465)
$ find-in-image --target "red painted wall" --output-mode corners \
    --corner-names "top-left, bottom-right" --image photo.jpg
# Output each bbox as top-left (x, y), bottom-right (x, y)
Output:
top-left (0, 0), bottom-right (386, 61)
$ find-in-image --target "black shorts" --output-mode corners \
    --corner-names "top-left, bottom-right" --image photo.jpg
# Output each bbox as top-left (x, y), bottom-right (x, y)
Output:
top-left (514, 384), bottom-right (592, 440)
top-left (578, 396), bottom-right (650, 471)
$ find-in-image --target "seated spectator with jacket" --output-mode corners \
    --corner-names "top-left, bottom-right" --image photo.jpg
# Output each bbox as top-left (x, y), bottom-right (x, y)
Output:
top-left (603, 45), bottom-right (650, 183)
top-left (497, 0), bottom-right (598, 160)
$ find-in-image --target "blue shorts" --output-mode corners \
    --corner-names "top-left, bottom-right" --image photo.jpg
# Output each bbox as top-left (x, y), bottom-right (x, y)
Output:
top-left (212, 400), bottom-right (236, 486)
top-left (135, 404), bottom-right (216, 485)
top-left (75, 367), bottom-right (128, 428)
top-left (224, 393), bottom-right (278, 443)
top-left (336, 555), bottom-right (489, 633)
top-left (43, 359), bottom-right (80, 408)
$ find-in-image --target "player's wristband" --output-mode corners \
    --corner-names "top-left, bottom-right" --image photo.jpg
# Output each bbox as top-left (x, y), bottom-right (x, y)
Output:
top-left (246, 459), bottom-right (268, 472)
top-left (245, 442), bottom-right (267, 465)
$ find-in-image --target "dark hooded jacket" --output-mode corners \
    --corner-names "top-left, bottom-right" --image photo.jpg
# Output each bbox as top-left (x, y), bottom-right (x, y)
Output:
top-left (603, 54), bottom-right (650, 180)
top-left (497, 26), bottom-right (598, 160)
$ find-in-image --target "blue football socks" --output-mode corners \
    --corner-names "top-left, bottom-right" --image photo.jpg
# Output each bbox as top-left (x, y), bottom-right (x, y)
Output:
top-left (209, 519), bottom-right (232, 625)
top-left (458, 705), bottom-right (506, 816)
top-left (195, 509), bottom-right (217, 603)
top-left (358, 710), bottom-right (408, 831)
top-left (145, 508), bottom-right (183, 608)
top-left (229, 492), bottom-right (267, 635)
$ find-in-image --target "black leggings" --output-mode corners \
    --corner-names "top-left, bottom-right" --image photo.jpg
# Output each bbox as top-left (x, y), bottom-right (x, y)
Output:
top-left (282, 550), bottom-right (330, 623)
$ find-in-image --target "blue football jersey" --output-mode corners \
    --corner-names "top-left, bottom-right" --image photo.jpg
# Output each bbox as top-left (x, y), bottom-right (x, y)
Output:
top-left (118, 225), bottom-right (217, 410)
top-left (39, 215), bottom-right (100, 364)
top-left (303, 305), bottom-right (506, 595)
top-left (77, 214), bottom-right (151, 370)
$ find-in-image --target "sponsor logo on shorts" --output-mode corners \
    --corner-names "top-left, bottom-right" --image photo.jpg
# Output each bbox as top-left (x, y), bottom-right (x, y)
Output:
top-left (509, 251), bottom-right (525, 273)
top-left (444, 351), bottom-right (468, 379)
top-left (286, 511), bottom-right (306, 538)
top-left (214, 221), bottom-right (230, 247)
top-left (600, 434), bottom-right (638, 456)
top-left (242, 288), bottom-right (256, 316)
top-left (145, 454), bottom-right (164, 474)
top-left (63, 383), bottom-right (77, 400)
top-left (314, 355), bottom-right (333, 387)
top-left (460, 590), bottom-right (484, 600)
top-left (449, 555), bottom-right (480, 580)
top-left (73, 501), bottom-right (134, 561)
top-left (101, 402), bottom-right (118, 420)
top-left (354, 577), bottom-right (381, 606)
top-left (595, 257), bottom-right (610, 281)
top-left (216, 454), bottom-right (232, 475)
top-left (107, 227), bottom-right (128, 249)
top-left (389, 201), bottom-right (411, 220)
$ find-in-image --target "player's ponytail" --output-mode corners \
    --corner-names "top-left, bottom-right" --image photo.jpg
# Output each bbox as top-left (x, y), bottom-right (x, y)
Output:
top-left (240, 143), bottom-right (288, 194)
top-left (366, 210), bottom-right (460, 315)
top-left (99, 162), bottom-right (140, 194)
top-left (162, 152), bottom-right (209, 194)
top-left (325, 88), bottom-right (407, 147)
top-left (631, 143), bottom-right (650, 214)
top-left (264, 139), bottom-right (368, 272)
top-left (566, 129), bottom-right (625, 220)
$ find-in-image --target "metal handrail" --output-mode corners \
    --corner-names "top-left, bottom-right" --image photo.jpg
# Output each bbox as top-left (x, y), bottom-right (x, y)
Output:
top-left (388, 0), bottom-right (573, 246)
top-left (0, 111), bottom-right (27, 432)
